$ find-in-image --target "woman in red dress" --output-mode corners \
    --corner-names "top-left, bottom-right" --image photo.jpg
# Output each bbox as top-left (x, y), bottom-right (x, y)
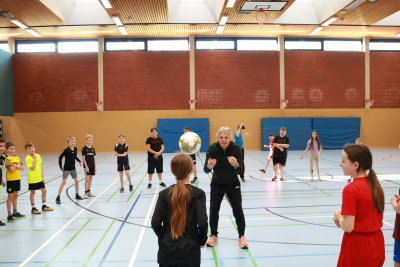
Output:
top-left (333, 144), bottom-right (385, 267)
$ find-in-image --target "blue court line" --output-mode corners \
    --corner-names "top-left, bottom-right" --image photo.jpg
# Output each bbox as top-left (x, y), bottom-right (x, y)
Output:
top-left (1, 250), bottom-right (394, 264)
top-left (98, 192), bottom-right (142, 266)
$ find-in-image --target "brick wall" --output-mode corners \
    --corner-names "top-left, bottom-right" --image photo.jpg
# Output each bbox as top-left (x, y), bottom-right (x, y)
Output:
top-left (103, 51), bottom-right (190, 110)
top-left (195, 51), bottom-right (280, 109)
top-left (14, 53), bottom-right (98, 112)
top-left (370, 52), bottom-right (400, 108)
top-left (285, 51), bottom-right (365, 108)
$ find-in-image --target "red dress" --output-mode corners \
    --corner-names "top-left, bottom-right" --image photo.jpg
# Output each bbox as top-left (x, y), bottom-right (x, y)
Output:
top-left (337, 177), bottom-right (385, 267)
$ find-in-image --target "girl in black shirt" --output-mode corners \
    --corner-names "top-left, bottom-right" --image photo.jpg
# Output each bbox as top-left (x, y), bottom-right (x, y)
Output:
top-left (152, 153), bottom-right (208, 267)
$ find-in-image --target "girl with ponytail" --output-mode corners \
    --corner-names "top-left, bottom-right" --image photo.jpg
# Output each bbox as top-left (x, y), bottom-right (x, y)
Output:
top-left (333, 144), bottom-right (385, 267)
top-left (152, 153), bottom-right (208, 267)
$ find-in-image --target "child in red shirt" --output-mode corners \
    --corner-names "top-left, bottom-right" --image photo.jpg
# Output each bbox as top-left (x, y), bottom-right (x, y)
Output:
top-left (333, 144), bottom-right (385, 267)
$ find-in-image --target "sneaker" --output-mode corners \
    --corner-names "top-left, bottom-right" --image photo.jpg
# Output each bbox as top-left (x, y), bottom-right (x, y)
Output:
top-left (12, 212), bottom-right (25, 218)
top-left (318, 177), bottom-right (322, 181)
top-left (206, 236), bottom-right (218, 247)
top-left (120, 187), bottom-right (124, 193)
top-left (280, 177), bottom-right (284, 181)
top-left (259, 169), bottom-right (266, 173)
top-left (7, 215), bottom-right (14, 223)
top-left (88, 192), bottom-right (96, 198)
top-left (56, 196), bottom-right (61, 205)
top-left (238, 236), bottom-right (249, 249)
top-left (129, 184), bottom-right (133, 192)
top-left (191, 177), bottom-right (198, 184)
top-left (75, 194), bottom-right (83, 200)
top-left (271, 176), bottom-right (277, 181)
top-left (42, 205), bottom-right (54, 211)
top-left (147, 183), bottom-right (152, 189)
top-left (84, 192), bottom-right (89, 199)
top-left (159, 182), bottom-right (166, 187)
top-left (310, 178), bottom-right (314, 181)
top-left (31, 207), bottom-right (41, 214)
top-left (0, 220), bottom-right (5, 226)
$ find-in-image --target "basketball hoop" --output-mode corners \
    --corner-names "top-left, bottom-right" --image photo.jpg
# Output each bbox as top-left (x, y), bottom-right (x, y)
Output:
top-left (189, 99), bottom-right (197, 105)
top-left (365, 99), bottom-right (374, 108)
top-left (95, 100), bottom-right (103, 111)
top-left (256, 8), bottom-right (268, 25)
top-left (280, 99), bottom-right (288, 108)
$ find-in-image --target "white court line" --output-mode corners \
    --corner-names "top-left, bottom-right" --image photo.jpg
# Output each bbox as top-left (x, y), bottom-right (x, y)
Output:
top-left (219, 215), bottom-right (333, 222)
top-left (383, 220), bottom-right (394, 228)
top-left (19, 177), bottom-right (120, 267)
top-left (128, 184), bottom-right (160, 267)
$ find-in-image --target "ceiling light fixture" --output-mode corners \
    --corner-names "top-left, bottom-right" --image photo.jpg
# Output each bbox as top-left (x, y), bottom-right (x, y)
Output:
top-left (219, 16), bottom-right (228, 25)
top-left (226, 0), bottom-right (237, 8)
top-left (10, 19), bottom-right (28, 29)
top-left (310, 26), bottom-right (324, 35)
top-left (396, 33), bottom-right (400, 37)
top-left (26, 28), bottom-right (41, 37)
top-left (112, 16), bottom-right (123, 26)
top-left (118, 26), bottom-right (128, 35)
top-left (216, 25), bottom-right (225, 34)
top-left (321, 17), bottom-right (338, 27)
top-left (99, 0), bottom-right (112, 9)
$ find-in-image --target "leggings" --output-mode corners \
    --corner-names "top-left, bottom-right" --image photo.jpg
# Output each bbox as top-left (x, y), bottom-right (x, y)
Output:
top-left (309, 153), bottom-right (320, 177)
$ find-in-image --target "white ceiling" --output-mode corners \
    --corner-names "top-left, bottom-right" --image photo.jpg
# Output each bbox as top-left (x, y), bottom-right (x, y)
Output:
top-left (373, 10), bottom-right (400, 26)
top-left (167, 0), bottom-right (225, 23)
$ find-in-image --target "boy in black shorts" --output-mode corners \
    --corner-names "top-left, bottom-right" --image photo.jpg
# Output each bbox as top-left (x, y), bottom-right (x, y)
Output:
top-left (146, 128), bottom-right (166, 189)
top-left (272, 127), bottom-right (290, 181)
top-left (5, 142), bottom-right (25, 222)
top-left (114, 134), bottom-right (133, 193)
top-left (25, 143), bottom-right (53, 214)
top-left (183, 127), bottom-right (200, 184)
top-left (82, 134), bottom-right (97, 198)
top-left (0, 139), bottom-right (7, 226)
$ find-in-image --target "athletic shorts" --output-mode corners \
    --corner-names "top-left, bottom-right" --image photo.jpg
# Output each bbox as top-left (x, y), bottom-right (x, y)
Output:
top-left (29, 181), bottom-right (45, 191)
top-left (117, 162), bottom-right (130, 172)
top-left (86, 167), bottom-right (96, 176)
top-left (148, 156), bottom-right (163, 174)
top-left (273, 151), bottom-right (287, 166)
top-left (7, 180), bottom-right (20, 193)
top-left (62, 170), bottom-right (78, 179)
top-left (190, 154), bottom-right (196, 165)
top-left (394, 240), bottom-right (400, 263)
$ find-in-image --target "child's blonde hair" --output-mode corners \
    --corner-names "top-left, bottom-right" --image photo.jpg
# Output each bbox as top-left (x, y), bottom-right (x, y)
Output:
top-left (85, 134), bottom-right (93, 140)
top-left (66, 136), bottom-right (75, 143)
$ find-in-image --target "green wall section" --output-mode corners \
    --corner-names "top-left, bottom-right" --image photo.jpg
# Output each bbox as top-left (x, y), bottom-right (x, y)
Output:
top-left (0, 49), bottom-right (13, 116)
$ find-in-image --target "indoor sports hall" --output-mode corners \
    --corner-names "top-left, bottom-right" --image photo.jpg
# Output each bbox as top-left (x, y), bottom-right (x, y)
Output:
top-left (0, 0), bottom-right (399, 266)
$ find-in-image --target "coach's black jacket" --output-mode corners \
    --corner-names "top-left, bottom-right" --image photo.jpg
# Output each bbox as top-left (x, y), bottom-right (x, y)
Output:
top-left (151, 185), bottom-right (208, 266)
top-left (203, 141), bottom-right (243, 185)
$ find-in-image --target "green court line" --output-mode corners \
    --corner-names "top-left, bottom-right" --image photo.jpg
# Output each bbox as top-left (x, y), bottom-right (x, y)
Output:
top-left (126, 171), bottom-right (148, 202)
top-left (46, 218), bottom-right (92, 267)
top-left (228, 215), bottom-right (258, 267)
top-left (83, 220), bottom-right (116, 267)
top-left (106, 158), bottom-right (147, 202)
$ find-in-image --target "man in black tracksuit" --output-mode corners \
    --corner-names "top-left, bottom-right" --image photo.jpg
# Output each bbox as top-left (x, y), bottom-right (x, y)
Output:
top-left (204, 127), bottom-right (249, 249)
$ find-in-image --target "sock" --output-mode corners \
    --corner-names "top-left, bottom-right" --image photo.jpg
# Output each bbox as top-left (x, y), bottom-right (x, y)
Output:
top-left (42, 201), bottom-right (46, 206)
top-left (12, 209), bottom-right (17, 214)
top-left (129, 182), bottom-right (132, 185)
top-left (8, 211), bottom-right (11, 216)
top-left (85, 190), bottom-right (88, 193)
top-left (194, 177), bottom-right (197, 179)
top-left (31, 203), bottom-right (35, 208)
top-left (57, 195), bottom-right (60, 198)
top-left (159, 180), bottom-right (163, 184)
top-left (76, 193), bottom-right (79, 196)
